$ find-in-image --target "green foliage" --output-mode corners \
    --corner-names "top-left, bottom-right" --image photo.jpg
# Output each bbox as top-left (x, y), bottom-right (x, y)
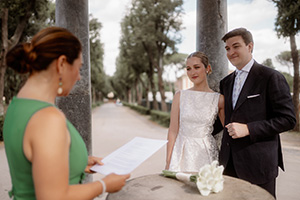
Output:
top-left (164, 53), bottom-right (187, 67)
top-left (4, 68), bottom-right (28, 104)
top-left (111, 63), bottom-right (133, 101)
top-left (276, 50), bottom-right (300, 67)
top-left (113, 0), bottom-right (184, 105)
top-left (261, 56), bottom-right (293, 91)
top-left (276, 51), bottom-right (292, 61)
top-left (262, 58), bottom-right (275, 69)
top-left (281, 72), bottom-right (293, 91)
top-left (150, 110), bottom-right (170, 127)
top-left (1, 0), bottom-right (55, 104)
top-left (272, 0), bottom-right (300, 38)
top-left (272, 0), bottom-right (300, 131)
top-left (163, 52), bottom-right (187, 91)
top-left (0, 0), bottom-right (55, 43)
top-left (129, 0), bottom-right (184, 53)
top-left (23, 0), bottom-right (55, 39)
top-left (275, 50), bottom-right (300, 90)
top-left (111, 14), bottom-right (150, 102)
top-left (89, 15), bottom-right (108, 101)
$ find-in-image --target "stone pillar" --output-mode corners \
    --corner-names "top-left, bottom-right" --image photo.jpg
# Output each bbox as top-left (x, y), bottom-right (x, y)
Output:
top-left (196, 0), bottom-right (228, 91)
top-left (55, 0), bottom-right (92, 179)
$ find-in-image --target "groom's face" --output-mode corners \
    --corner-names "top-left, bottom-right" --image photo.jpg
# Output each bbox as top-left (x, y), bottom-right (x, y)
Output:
top-left (224, 35), bottom-right (253, 70)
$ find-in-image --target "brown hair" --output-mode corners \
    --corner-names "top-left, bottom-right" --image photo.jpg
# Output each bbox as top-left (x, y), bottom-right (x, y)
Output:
top-left (6, 26), bottom-right (82, 74)
top-left (187, 51), bottom-right (210, 68)
top-left (221, 27), bottom-right (253, 45)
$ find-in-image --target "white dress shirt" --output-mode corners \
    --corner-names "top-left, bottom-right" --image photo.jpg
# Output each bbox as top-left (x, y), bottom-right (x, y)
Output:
top-left (232, 59), bottom-right (254, 108)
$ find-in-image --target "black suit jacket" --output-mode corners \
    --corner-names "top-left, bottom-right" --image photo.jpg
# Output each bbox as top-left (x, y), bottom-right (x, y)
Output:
top-left (219, 61), bottom-right (296, 184)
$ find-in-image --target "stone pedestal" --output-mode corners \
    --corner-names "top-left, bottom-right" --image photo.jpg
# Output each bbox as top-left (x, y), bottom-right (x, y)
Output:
top-left (196, 0), bottom-right (228, 91)
top-left (106, 174), bottom-right (275, 200)
top-left (55, 0), bottom-right (92, 181)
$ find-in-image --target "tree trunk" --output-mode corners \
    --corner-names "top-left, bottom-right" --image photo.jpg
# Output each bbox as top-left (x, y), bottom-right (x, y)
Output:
top-left (92, 87), bottom-right (96, 103)
top-left (0, 8), bottom-right (9, 114)
top-left (145, 87), bottom-right (150, 109)
top-left (148, 61), bottom-right (158, 110)
top-left (156, 54), bottom-right (167, 112)
top-left (128, 88), bottom-right (132, 103)
top-left (97, 91), bottom-right (103, 101)
top-left (124, 92), bottom-right (127, 102)
top-left (137, 74), bottom-right (149, 108)
top-left (149, 70), bottom-right (158, 110)
top-left (134, 78), bottom-right (142, 105)
top-left (0, 66), bottom-right (5, 115)
top-left (136, 81), bottom-right (142, 105)
top-left (290, 34), bottom-right (299, 131)
top-left (142, 42), bottom-right (158, 110)
top-left (132, 87), bottom-right (136, 104)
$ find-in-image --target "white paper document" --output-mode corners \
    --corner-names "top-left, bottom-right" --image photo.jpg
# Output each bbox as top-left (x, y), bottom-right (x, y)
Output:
top-left (90, 137), bottom-right (168, 175)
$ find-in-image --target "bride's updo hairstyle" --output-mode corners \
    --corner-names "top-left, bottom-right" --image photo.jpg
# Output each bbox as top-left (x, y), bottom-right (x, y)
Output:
top-left (6, 26), bottom-right (82, 74)
top-left (187, 51), bottom-right (209, 68)
top-left (186, 51), bottom-right (212, 74)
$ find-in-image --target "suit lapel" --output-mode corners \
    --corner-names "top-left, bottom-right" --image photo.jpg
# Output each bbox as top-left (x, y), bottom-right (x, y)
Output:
top-left (234, 62), bottom-right (263, 111)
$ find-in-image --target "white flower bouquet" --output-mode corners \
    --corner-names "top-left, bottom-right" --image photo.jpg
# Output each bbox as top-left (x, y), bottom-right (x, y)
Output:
top-left (162, 160), bottom-right (224, 196)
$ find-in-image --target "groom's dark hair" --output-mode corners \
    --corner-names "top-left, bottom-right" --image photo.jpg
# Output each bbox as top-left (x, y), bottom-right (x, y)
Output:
top-left (222, 27), bottom-right (253, 46)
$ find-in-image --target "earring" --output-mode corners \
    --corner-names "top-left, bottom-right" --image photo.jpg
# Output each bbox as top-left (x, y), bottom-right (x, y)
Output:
top-left (57, 77), bottom-right (63, 95)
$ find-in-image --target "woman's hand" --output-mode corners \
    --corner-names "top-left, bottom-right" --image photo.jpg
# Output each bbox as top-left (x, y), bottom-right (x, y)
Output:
top-left (85, 156), bottom-right (103, 173)
top-left (102, 173), bottom-right (131, 193)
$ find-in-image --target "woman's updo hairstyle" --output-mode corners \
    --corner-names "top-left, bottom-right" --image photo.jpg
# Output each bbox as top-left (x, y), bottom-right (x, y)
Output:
top-left (187, 51), bottom-right (212, 74)
top-left (6, 26), bottom-right (82, 74)
top-left (187, 51), bottom-right (209, 68)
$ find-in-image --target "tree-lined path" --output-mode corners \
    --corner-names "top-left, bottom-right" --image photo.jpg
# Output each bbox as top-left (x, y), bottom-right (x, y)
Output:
top-left (91, 102), bottom-right (168, 180)
top-left (1, 102), bottom-right (300, 199)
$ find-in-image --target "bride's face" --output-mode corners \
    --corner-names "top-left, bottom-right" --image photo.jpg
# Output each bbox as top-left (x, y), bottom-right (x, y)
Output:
top-left (185, 57), bottom-right (207, 84)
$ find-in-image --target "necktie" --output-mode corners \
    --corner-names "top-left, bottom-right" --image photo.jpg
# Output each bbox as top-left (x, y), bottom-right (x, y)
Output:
top-left (232, 70), bottom-right (242, 108)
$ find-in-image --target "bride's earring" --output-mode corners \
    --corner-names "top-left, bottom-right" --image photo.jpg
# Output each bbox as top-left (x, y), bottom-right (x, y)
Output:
top-left (57, 77), bottom-right (63, 95)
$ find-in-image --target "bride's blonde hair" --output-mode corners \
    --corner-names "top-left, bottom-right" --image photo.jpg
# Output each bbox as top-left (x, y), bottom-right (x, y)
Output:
top-left (187, 51), bottom-right (212, 74)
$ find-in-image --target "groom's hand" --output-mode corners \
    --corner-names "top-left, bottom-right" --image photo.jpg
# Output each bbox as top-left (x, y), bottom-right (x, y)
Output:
top-left (226, 122), bottom-right (249, 139)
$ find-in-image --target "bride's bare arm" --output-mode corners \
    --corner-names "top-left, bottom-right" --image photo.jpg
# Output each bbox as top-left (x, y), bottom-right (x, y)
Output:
top-left (166, 91), bottom-right (181, 170)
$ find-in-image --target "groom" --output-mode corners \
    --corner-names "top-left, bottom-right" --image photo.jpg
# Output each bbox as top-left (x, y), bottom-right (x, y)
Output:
top-left (219, 28), bottom-right (296, 197)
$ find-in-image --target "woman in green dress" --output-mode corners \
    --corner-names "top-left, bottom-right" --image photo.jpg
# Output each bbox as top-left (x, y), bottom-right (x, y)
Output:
top-left (3, 26), bottom-right (130, 200)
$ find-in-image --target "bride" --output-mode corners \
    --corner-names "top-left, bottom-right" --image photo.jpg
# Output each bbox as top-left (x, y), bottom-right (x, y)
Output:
top-left (166, 51), bottom-right (224, 172)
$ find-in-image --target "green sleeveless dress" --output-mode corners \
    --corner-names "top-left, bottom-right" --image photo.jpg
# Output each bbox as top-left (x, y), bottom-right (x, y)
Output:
top-left (3, 97), bottom-right (88, 200)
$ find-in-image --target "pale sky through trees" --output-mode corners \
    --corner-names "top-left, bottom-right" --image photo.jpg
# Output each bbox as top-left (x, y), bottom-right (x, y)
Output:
top-left (89, 0), bottom-right (300, 77)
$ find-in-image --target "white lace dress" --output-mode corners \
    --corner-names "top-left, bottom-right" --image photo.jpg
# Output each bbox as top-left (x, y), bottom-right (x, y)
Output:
top-left (169, 90), bottom-right (219, 172)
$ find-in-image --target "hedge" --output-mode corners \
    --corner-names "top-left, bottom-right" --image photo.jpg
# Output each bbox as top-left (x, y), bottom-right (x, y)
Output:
top-left (150, 110), bottom-right (170, 128)
top-left (123, 102), bottom-right (150, 115)
top-left (92, 101), bottom-right (103, 108)
top-left (123, 102), bottom-right (170, 127)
